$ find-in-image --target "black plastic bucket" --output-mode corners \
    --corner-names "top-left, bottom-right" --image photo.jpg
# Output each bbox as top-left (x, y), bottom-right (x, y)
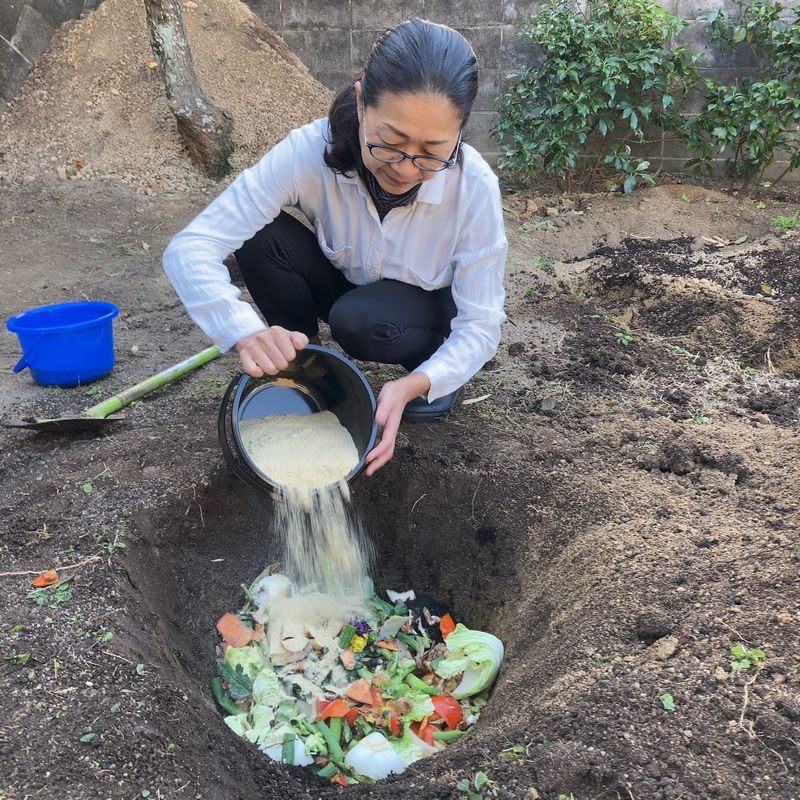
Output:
top-left (218, 345), bottom-right (378, 499)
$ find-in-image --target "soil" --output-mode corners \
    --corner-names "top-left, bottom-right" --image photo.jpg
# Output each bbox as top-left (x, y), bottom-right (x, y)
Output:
top-left (1, 173), bottom-right (798, 800)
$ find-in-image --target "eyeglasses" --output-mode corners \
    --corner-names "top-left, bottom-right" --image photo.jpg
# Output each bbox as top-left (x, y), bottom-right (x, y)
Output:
top-left (363, 128), bottom-right (461, 173)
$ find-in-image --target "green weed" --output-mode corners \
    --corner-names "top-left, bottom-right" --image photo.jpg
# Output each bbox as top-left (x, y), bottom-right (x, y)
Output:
top-left (614, 324), bottom-right (635, 346)
top-left (457, 771), bottom-right (497, 799)
top-left (730, 643), bottom-right (766, 670)
top-left (772, 213), bottom-right (799, 229)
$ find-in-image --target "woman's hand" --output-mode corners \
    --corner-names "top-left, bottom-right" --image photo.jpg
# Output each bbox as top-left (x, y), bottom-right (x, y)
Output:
top-left (365, 372), bottom-right (431, 476)
top-left (234, 327), bottom-right (309, 376)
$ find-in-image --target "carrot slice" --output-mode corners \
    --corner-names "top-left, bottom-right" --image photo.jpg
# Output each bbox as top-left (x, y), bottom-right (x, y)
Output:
top-left (319, 698), bottom-right (351, 719)
top-left (31, 569), bottom-right (58, 588)
top-left (375, 640), bottom-right (402, 651)
top-left (215, 612), bottom-right (253, 648)
top-left (439, 613), bottom-right (456, 639)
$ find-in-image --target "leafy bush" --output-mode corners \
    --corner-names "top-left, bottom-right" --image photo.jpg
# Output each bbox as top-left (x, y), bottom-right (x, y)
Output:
top-left (496, 0), bottom-right (699, 192)
top-left (686, 0), bottom-right (800, 189)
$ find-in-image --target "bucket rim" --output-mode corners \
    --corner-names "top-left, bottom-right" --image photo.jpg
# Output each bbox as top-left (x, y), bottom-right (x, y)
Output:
top-left (6, 301), bottom-right (120, 334)
top-left (228, 344), bottom-right (378, 494)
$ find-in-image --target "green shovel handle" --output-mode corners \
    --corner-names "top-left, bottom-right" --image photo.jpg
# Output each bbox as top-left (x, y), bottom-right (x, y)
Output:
top-left (85, 345), bottom-right (223, 419)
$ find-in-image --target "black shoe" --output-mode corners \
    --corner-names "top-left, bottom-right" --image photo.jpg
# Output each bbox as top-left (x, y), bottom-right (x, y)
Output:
top-left (402, 389), bottom-right (460, 423)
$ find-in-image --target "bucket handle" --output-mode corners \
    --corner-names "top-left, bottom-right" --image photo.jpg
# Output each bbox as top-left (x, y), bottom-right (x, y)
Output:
top-left (10, 333), bottom-right (45, 374)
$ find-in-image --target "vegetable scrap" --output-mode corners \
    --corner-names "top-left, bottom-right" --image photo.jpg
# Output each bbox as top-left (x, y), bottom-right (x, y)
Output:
top-left (212, 571), bottom-right (504, 784)
top-left (31, 569), bottom-right (59, 588)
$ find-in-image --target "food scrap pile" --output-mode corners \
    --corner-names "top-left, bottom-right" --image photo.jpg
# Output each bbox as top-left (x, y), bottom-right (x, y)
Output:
top-left (212, 571), bottom-right (504, 784)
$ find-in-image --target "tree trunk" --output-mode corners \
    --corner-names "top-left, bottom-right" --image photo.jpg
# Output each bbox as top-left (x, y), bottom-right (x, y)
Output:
top-left (143, 0), bottom-right (234, 179)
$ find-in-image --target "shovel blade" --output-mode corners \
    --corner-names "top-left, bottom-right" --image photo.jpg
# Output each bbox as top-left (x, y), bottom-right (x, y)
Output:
top-left (3, 413), bottom-right (126, 432)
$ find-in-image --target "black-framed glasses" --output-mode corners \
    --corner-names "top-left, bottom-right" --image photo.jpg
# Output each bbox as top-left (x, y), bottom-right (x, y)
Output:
top-left (363, 128), bottom-right (462, 173)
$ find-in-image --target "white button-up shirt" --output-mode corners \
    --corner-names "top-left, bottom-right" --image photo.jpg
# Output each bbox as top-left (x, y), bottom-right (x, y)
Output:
top-left (163, 117), bottom-right (507, 401)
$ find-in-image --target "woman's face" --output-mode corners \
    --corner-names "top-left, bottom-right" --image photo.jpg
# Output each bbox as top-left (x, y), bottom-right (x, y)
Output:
top-left (355, 82), bottom-right (463, 195)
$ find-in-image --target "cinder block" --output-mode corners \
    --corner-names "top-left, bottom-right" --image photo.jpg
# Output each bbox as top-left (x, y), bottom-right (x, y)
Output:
top-left (351, 0), bottom-right (424, 30)
top-left (282, 28), bottom-right (352, 74)
top-left (423, 0), bottom-right (504, 28)
top-left (457, 25), bottom-right (502, 70)
top-left (673, 19), bottom-right (760, 68)
top-left (29, 0), bottom-right (83, 28)
top-left (282, 0), bottom-right (350, 30)
top-left (502, 0), bottom-right (543, 24)
top-left (675, 0), bottom-right (741, 21)
top-left (243, 0), bottom-right (282, 29)
top-left (500, 23), bottom-right (541, 70)
top-left (0, 35), bottom-right (31, 104)
top-left (0, 2), bottom-right (23, 41)
top-left (350, 27), bottom-right (380, 70)
top-left (11, 4), bottom-right (55, 63)
top-left (474, 67), bottom-right (501, 113)
top-left (463, 108), bottom-right (499, 150)
top-left (315, 69), bottom-right (354, 93)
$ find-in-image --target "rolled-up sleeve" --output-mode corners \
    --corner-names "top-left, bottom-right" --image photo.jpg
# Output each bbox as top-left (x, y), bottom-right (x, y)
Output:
top-left (414, 174), bottom-right (507, 401)
top-left (162, 130), bottom-right (300, 351)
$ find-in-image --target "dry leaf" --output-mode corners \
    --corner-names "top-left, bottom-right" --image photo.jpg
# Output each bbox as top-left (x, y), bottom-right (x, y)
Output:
top-left (462, 393), bottom-right (491, 406)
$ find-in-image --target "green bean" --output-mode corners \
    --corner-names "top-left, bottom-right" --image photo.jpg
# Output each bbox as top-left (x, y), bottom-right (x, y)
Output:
top-left (432, 729), bottom-right (466, 742)
top-left (405, 673), bottom-right (441, 695)
top-left (314, 720), bottom-right (344, 762)
top-left (211, 677), bottom-right (243, 716)
top-left (281, 732), bottom-right (296, 764)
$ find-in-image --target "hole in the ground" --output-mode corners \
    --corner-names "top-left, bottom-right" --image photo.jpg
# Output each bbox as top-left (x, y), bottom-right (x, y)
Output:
top-left (123, 441), bottom-right (578, 796)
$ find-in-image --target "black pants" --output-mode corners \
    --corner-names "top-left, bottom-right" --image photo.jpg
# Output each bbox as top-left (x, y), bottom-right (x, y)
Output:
top-left (234, 211), bottom-right (456, 371)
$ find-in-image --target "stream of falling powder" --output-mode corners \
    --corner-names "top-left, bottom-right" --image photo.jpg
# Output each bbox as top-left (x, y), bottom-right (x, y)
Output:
top-left (239, 412), bottom-right (374, 600)
top-left (274, 482), bottom-right (375, 600)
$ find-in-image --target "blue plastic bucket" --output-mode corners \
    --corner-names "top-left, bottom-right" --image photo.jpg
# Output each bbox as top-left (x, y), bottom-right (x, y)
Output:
top-left (6, 301), bottom-right (119, 387)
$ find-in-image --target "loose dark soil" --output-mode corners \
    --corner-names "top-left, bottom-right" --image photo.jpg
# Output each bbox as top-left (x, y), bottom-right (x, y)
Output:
top-left (1, 177), bottom-right (798, 800)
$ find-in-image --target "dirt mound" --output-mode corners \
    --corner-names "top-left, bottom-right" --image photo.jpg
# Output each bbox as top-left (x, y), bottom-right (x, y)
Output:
top-left (0, 0), bottom-right (332, 193)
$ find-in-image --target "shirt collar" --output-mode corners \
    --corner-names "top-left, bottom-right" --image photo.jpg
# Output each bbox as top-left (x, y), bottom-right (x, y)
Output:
top-left (334, 168), bottom-right (446, 205)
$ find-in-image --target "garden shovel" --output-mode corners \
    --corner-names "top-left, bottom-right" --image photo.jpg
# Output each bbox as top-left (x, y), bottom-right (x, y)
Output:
top-left (4, 345), bottom-right (222, 432)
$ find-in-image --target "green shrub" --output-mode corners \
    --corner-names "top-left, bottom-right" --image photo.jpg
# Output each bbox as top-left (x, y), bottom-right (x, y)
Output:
top-left (685, 0), bottom-right (800, 189)
top-left (496, 0), bottom-right (699, 192)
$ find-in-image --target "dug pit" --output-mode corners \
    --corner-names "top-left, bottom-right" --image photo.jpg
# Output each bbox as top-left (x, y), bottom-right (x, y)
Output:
top-left (122, 429), bottom-right (610, 798)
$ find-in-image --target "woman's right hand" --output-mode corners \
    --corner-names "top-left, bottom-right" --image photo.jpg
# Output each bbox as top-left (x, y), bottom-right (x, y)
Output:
top-left (234, 326), bottom-right (309, 377)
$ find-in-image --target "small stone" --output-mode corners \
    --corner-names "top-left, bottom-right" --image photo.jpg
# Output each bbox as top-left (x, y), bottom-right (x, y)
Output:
top-left (772, 673), bottom-right (786, 684)
top-left (560, 197), bottom-right (575, 211)
top-left (714, 666), bottom-right (728, 682)
top-left (776, 611), bottom-right (793, 624)
top-left (646, 635), bottom-right (679, 661)
top-left (110, 88), bottom-right (119, 96)
top-left (753, 412), bottom-right (771, 425)
top-left (526, 790), bottom-right (541, 800)
top-left (131, 345), bottom-right (140, 354)
top-left (56, 166), bottom-right (67, 180)
top-left (545, 206), bottom-right (560, 217)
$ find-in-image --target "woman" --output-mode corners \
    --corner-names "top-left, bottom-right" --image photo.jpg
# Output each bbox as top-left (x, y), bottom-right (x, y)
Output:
top-left (163, 18), bottom-right (507, 476)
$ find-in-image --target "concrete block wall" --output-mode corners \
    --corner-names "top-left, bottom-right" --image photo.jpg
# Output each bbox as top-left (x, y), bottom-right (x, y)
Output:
top-left (245, 0), bottom-right (543, 158)
top-left (0, 0), bottom-right (102, 112)
top-left (0, 0), bottom-right (796, 172)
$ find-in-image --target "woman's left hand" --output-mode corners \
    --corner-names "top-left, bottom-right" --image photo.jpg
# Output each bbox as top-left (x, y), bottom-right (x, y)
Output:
top-left (365, 372), bottom-right (431, 476)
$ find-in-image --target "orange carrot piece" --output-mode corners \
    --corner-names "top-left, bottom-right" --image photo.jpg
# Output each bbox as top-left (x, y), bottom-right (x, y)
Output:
top-left (215, 612), bottom-right (253, 648)
top-left (344, 677), bottom-right (374, 705)
top-left (31, 569), bottom-right (59, 588)
top-left (251, 623), bottom-right (265, 642)
top-left (439, 613), bottom-right (456, 639)
top-left (375, 640), bottom-right (401, 651)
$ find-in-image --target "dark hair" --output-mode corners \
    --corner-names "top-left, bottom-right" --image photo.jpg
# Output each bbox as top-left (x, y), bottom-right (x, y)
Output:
top-left (324, 18), bottom-right (478, 175)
